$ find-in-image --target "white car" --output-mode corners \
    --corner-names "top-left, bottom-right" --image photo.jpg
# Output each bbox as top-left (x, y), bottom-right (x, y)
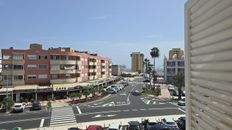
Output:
top-left (161, 118), bottom-right (178, 129)
top-left (12, 103), bottom-right (25, 112)
top-left (107, 123), bottom-right (123, 130)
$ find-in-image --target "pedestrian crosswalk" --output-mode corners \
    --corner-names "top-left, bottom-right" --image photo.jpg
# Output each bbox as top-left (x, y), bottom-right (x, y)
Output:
top-left (140, 97), bottom-right (166, 105)
top-left (50, 106), bottom-right (76, 126)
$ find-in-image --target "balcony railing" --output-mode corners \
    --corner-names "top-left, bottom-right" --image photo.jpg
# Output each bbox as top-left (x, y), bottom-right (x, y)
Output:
top-left (50, 60), bottom-right (76, 65)
top-left (51, 78), bottom-right (77, 84)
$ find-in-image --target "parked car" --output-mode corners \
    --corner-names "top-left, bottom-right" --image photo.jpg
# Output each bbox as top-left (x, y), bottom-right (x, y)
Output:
top-left (12, 103), bottom-right (25, 113)
top-left (31, 102), bottom-right (41, 111)
top-left (111, 85), bottom-right (120, 92)
top-left (121, 82), bottom-right (129, 87)
top-left (117, 84), bottom-right (124, 90)
top-left (86, 125), bottom-right (103, 130)
top-left (68, 127), bottom-right (82, 130)
top-left (107, 123), bottom-right (123, 130)
top-left (128, 121), bottom-right (141, 130)
top-left (178, 98), bottom-right (185, 106)
top-left (161, 118), bottom-right (178, 129)
top-left (12, 127), bottom-right (23, 130)
top-left (107, 88), bottom-right (117, 94)
top-left (146, 123), bottom-right (172, 130)
top-left (176, 117), bottom-right (185, 130)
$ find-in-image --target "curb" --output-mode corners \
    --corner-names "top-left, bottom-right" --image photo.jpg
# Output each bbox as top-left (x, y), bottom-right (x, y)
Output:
top-left (78, 94), bottom-right (111, 106)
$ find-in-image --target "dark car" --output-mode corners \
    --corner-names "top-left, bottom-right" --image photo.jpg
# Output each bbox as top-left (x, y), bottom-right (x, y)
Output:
top-left (31, 102), bottom-right (41, 111)
top-left (147, 123), bottom-right (172, 130)
top-left (86, 125), bottom-right (103, 130)
top-left (128, 121), bottom-right (141, 130)
top-left (177, 117), bottom-right (185, 130)
top-left (68, 127), bottom-right (82, 130)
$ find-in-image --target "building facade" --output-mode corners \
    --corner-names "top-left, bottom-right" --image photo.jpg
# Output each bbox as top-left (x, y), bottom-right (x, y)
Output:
top-left (169, 48), bottom-right (184, 60)
top-left (185, 0), bottom-right (232, 130)
top-left (111, 65), bottom-right (125, 76)
top-left (164, 48), bottom-right (184, 82)
top-left (1, 44), bottom-right (112, 86)
top-left (130, 52), bottom-right (144, 73)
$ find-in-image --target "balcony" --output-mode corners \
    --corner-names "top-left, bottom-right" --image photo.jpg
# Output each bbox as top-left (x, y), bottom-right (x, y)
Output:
top-left (2, 70), bottom-right (24, 75)
top-left (1, 80), bottom-right (24, 85)
top-left (51, 78), bottom-right (77, 84)
top-left (2, 59), bottom-right (25, 65)
top-left (89, 62), bottom-right (97, 66)
top-left (50, 60), bottom-right (76, 65)
top-left (102, 68), bottom-right (106, 72)
top-left (101, 63), bottom-right (106, 66)
top-left (89, 68), bottom-right (97, 73)
top-left (50, 69), bottom-right (80, 74)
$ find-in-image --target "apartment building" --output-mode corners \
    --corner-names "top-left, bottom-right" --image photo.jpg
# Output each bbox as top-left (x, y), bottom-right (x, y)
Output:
top-left (1, 44), bottom-right (112, 86)
top-left (185, 0), bottom-right (232, 130)
top-left (164, 48), bottom-right (184, 82)
top-left (130, 52), bottom-right (144, 73)
top-left (111, 65), bottom-right (125, 76)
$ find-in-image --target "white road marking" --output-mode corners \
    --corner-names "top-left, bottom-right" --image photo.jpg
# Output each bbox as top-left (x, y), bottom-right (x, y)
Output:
top-left (132, 109), bottom-right (138, 111)
top-left (140, 109), bottom-right (146, 111)
top-left (146, 100), bottom-right (151, 104)
top-left (153, 101), bottom-right (157, 104)
top-left (127, 86), bottom-right (138, 104)
top-left (123, 109), bottom-right (130, 112)
top-left (76, 106), bottom-right (82, 114)
top-left (178, 108), bottom-right (186, 113)
top-left (77, 110), bottom-right (121, 116)
top-left (159, 102), bottom-right (166, 105)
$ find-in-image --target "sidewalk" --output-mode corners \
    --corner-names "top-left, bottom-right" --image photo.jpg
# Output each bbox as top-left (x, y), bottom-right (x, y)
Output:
top-left (26, 114), bottom-right (185, 130)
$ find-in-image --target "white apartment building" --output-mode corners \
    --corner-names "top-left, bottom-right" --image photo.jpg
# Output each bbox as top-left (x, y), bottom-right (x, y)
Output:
top-left (164, 53), bottom-right (185, 82)
top-left (185, 0), bottom-right (232, 130)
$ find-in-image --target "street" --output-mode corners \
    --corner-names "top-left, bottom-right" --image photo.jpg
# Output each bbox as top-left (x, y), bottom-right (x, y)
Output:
top-left (0, 77), bottom-right (185, 130)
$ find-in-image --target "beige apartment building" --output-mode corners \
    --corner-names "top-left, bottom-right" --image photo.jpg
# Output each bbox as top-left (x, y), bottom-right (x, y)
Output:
top-left (169, 48), bottom-right (184, 60)
top-left (185, 0), bottom-right (232, 130)
top-left (130, 52), bottom-right (144, 73)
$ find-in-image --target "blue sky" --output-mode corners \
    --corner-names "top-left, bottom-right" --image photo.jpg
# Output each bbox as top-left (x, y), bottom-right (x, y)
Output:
top-left (0, 0), bottom-right (185, 69)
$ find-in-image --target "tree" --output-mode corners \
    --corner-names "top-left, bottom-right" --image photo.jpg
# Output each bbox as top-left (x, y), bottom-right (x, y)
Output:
top-left (90, 88), bottom-right (96, 98)
top-left (2, 96), bottom-right (14, 111)
top-left (76, 92), bottom-right (82, 100)
top-left (172, 72), bottom-right (185, 100)
top-left (150, 47), bottom-right (160, 71)
top-left (144, 58), bottom-right (150, 75)
top-left (69, 93), bottom-right (76, 101)
top-left (83, 90), bottom-right (90, 101)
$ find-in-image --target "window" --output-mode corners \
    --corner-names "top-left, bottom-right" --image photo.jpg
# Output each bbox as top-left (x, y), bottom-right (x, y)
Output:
top-left (51, 74), bottom-right (58, 79)
top-left (51, 65), bottom-right (60, 70)
top-left (38, 55), bottom-right (48, 60)
top-left (51, 55), bottom-right (59, 60)
top-left (3, 55), bottom-right (11, 59)
top-left (14, 75), bottom-right (23, 80)
top-left (28, 64), bottom-right (37, 69)
top-left (13, 54), bottom-right (24, 60)
top-left (27, 55), bottom-right (37, 60)
top-left (38, 74), bottom-right (47, 79)
top-left (27, 75), bottom-right (37, 80)
top-left (14, 65), bottom-right (23, 70)
top-left (39, 64), bottom-right (48, 70)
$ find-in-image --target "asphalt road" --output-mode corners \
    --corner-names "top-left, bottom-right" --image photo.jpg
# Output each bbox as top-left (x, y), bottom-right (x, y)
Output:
top-left (0, 77), bottom-right (185, 130)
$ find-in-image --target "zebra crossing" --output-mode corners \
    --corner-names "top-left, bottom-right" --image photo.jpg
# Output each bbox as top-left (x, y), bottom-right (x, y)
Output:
top-left (140, 97), bottom-right (166, 105)
top-left (50, 106), bottom-right (76, 126)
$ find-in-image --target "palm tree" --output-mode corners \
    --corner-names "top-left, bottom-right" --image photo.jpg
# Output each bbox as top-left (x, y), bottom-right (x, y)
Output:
top-left (144, 58), bottom-right (150, 75)
top-left (150, 47), bottom-right (160, 71)
top-left (172, 72), bottom-right (185, 100)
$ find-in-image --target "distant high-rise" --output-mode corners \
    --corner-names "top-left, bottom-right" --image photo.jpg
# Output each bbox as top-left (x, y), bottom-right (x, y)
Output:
top-left (169, 48), bottom-right (184, 60)
top-left (130, 52), bottom-right (144, 73)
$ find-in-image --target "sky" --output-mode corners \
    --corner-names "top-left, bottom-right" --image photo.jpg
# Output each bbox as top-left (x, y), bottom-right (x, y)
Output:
top-left (0, 0), bottom-right (185, 69)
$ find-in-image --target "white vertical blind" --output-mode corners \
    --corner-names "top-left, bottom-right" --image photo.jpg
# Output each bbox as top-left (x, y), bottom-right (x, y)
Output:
top-left (185, 0), bottom-right (232, 130)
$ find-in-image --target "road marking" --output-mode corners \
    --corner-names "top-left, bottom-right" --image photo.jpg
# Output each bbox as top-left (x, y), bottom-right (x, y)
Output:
top-left (148, 107), bottom-right (178, 111)
top-left (0, 117), bottom-right (49, 125)
top-left (153, 101), bottom-right (157, 104)
top-left (132, 109), bottom-right (138, 111)
top-left (147, 100), bottom-right (151, 104)
top-left (127, 85), bottom-right (138, 104)
top-left (76, 106), bottom-right (82, 114)
top-left (123, 109), bottom-right (130, 112)
top-left (140, 108), bottom-right (146, 111)
top-left (77, 110), bottom-right (121, 116)
top-left (178, 108), bottom-right (186, 113)
top-left (39, 119), bottom-right (45, 127)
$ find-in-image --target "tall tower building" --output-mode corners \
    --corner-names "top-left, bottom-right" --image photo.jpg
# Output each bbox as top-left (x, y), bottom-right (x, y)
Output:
top-left (169, 48), bottom-right (184, 60)
top-left (130, 52), bottom-right (144, 73)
